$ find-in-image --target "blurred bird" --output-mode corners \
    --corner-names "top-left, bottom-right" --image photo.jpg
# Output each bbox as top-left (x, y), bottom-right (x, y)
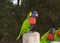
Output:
top-left (16, 11), bottom-right (38, 40)
top-left (54, 28), bottom-right (60, 40)
top-left (40, 28), bottom-right (55, 43)
top-left (46, 28), bottom-right (55, 40)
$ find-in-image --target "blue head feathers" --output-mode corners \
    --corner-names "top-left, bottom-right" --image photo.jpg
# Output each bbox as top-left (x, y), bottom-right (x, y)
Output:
top-left (32, 11), bottom-right (38, 17)
top-left (50, 28), bottom-right (55, 34)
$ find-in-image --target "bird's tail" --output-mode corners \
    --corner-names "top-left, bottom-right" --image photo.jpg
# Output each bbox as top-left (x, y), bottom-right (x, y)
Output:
top-left (16, 32), bottom-right (21, 41)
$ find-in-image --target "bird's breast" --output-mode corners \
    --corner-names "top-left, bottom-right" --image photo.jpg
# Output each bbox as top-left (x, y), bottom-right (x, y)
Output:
top-left (29, 17), bottom-right (36, 25)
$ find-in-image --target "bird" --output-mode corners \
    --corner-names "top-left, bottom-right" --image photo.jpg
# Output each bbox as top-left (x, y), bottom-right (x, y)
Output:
top-left (16, 11), bottom-right (38, 40)
top-left (46, 28), bottom-right (55, 40)
top-left (29, 11), bottom-right (38, 29)
top-left (54, 28), bottom-right (60, 40)
top-left (40, 28), bottom-right (55, 43)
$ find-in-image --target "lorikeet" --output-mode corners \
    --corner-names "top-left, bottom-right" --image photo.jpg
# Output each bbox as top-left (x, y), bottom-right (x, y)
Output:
top-left (16, 11), bottom-right (38, 40)
top-left (40, 28), bottom-right (55, 43)
top-left (29, 11), bottom-right (38, 29)
top-left (54, 28), bottom-right (60, 40)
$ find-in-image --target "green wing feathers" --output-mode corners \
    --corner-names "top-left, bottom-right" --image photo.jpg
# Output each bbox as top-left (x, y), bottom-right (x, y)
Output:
top-left (41, 30), bottom-right (50, 40)
top-left (40, 30), bottom-right (50, 43)
top-left (16, 12), bottom-right (32, 40)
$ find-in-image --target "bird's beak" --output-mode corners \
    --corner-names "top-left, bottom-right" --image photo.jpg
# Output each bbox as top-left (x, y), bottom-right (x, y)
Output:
top-left (35, 14), bottom-right (38, 17)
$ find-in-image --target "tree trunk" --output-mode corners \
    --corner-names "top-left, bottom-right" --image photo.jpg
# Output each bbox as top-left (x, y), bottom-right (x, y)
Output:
top-left (17, 0), bottom-right (20, 6)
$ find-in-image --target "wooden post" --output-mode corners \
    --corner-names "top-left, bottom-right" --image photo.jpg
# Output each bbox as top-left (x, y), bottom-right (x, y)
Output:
top-left (23, 31), bottom-right (40, 43)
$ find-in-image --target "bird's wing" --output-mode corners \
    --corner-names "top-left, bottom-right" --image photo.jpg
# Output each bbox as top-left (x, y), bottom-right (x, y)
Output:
top-left (40, 30), bottom-right (50, 43)
top-left (40, 40), bottom-right (50, 43)
top-left (41, 30), bottom-right (50, 40)
top-left (16, 19), bottom-right (30, 40)
top-left (16, 12), bottom-right (32, 40)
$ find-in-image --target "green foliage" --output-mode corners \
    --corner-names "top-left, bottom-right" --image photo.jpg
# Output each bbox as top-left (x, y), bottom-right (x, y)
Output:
top-left (0, 2), bottom-right (17, 40)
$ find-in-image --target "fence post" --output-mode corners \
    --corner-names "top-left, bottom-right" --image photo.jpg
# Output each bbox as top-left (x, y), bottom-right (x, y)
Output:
top-left (23, 31), bottom-right (40, 43)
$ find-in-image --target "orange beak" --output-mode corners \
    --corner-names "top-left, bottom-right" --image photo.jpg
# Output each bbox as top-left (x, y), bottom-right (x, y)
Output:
top-left (35, 14), bottom-right (38, 17)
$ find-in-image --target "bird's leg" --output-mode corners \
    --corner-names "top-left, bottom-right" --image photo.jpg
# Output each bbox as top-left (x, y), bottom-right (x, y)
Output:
top-left (30, 24), bottom-right (34, 30)
top-left (30, 25), bottom-right (34, 30)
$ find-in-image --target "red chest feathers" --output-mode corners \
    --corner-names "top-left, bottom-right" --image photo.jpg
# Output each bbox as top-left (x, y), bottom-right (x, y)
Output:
top-left (29, 17), bottom-right (36, 25)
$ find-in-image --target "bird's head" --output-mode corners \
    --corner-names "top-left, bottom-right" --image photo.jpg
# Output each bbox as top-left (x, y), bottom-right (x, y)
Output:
top-left (50, 28), bottom-right (55, 34)
top-left (29, 11), bottom-right (38, 17)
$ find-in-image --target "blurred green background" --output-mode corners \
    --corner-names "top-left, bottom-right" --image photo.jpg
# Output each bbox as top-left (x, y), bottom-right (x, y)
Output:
top-left (0, 0), bottom-right (60, 43)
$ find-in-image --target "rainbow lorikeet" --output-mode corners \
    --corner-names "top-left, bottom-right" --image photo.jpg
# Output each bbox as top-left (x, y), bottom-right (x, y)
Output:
top-left (54, 28), bottom-right (60, 40)
top-left (16, 11), bottom-right (38, 40)
top-left (40, 28), bottom-right (55, 43)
